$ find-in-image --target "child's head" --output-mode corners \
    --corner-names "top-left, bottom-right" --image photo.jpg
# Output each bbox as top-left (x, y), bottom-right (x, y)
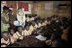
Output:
top-left (9, 28), bottom-right (15, 35)
top-left (47, 17), bottom-right (51, 21)
top-left (42, 18), bottom-right (45, 22)
top-left (3, 6), bottom-right (9, 14)
top-left (29, 15), bottom-right (32, 18)
top-left (40, 19), bottom-right (42, 24)
top-left (1, 32), bottom-right (10, 40)
top-left (31, 21), bottom-right (35, 26)
top-left (25, 25), bottom-right (30, 31)
top-left (51, 15), bottom-right (58, 20)
top-left (17, 26), bottom-right (23, 32)
top-left (35, 20), bottom-right (39, 25)
top-left (47, 17), bottom-right (52, 25)
top-left (10, 29), bottom-right (14, 35)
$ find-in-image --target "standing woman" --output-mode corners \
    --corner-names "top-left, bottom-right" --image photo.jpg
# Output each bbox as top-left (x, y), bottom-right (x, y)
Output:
top-left (8, 9), bottom-right (16, 29)
top-left (17, 7), bottom-right (26, 28)
top-left (1, 6), bottom-right (10, 32)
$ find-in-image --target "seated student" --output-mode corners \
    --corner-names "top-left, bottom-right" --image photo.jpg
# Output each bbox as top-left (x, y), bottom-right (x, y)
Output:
top-left (46, 33), bottom-right (62, 47)
top-left (44, 19), bottom-right (48, 26)
top-left (30, 15), bottom-right (35, 21)
top-left (16, 26), bottom-right (24, 40)
top-left (61, 17), bottom-right (70, 28)
top-left (29, 22), bottom-right (35, 33)
top-left (41, 19), bottom-right (46, 27)
top-left (61, 26), bottom-right (70, 41)
top-left (34, 20), bottom-right (39, 28)
top-left (9, 28), bottom-right (16, 44)
top-left (26, 15), bottom-right (30, 22)
top-left (23, 24), bottom-right (31, 36)
top-left (38, 20), bottom-right (42, 28)
top-left (35, 16), bottom-right (41, 21)
top-left (51, 15), bottom-right (58, 21)
top-left (10, 27), bottom-right (21, 42)
top-left (34, 14), bottom-right (37, 18)
top-left (34, 21), bottom-right (38, 30)
top-left (47, 17), bottom-right (52, 25)
top-left (31, 21), bottom-right (36, 29)
top-left (31, 20), bottom-right (41, 35)
top-left (1, 32), bottom-right (10, 47)
top-left (28, 15), bottom-right (32, 22)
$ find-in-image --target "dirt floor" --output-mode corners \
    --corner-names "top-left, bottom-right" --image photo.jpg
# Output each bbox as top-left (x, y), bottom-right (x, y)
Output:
top-left (8, 35), bottom-right (47, 47)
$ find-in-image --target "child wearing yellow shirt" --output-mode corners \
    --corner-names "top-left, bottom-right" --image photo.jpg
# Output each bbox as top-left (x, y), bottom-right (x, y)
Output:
top-left (41, 19), bottom-right (46, 27)
top-left (47, 17), bottom-right (52, 25)
top-left (9, 28), bottom-right (17, 44)
top-left (16, 26), bottom-right (24, 40)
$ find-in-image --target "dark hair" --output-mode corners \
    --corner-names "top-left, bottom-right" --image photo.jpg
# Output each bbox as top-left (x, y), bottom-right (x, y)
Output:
top-left (8, 27), bottom-right (13, 32)
top-left (41, 18), bottom-right (45, 22)
top-left (29, 15), bottom-right (32, 18)
top-left (3, 6), bottom-right (9, 11)
top-left (24, 23), bottom-right (31, 28)
top-left (47, 17), bottom-right (52, 21)
top-left (51, 15), bottom-right (58, 18)
top-left (1, 32), bottom-right (9, 38)
top-left (15, 26), bottom-right (23, 31)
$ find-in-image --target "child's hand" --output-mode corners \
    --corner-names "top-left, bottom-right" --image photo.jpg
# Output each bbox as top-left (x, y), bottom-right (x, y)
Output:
top-left (19, 36), bottom-right (23, 40)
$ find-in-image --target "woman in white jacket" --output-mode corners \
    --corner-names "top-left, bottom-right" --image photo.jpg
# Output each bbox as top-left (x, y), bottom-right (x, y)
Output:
top-left (17, 7), bottom-right (26, 28)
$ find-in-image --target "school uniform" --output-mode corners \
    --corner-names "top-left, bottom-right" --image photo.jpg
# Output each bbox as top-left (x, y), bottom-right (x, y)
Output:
top-left (10, 35), bottom-right (16, 44)
top-left (30, 17), bottom-right (34, 21)
top-left (38, 23), bottom-right (42, 28)
top-left (12, 33), bottom-right (19, 41)
top-left (23, 29), bottom-right (31, 36)
top-left (42, 23), bottom-right (46, 26)
top-left (47, 21), bottom-right (51, 25)
top-left (45, 20), bottom-right (47, 25)
top-left (26, 17), bottom-right (30, 22)
top-left (29, 25), bottom-right (34, 33)
top-left (1, 38), bottom-right (10, 47)
top-left (34, 24), bottom-right (38, 30)
top-left (15, 31), bottom-right (24, 40)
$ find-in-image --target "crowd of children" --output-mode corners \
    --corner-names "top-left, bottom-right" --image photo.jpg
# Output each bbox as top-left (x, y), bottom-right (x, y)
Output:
top-left (1, 6), bottom-right (70, 47)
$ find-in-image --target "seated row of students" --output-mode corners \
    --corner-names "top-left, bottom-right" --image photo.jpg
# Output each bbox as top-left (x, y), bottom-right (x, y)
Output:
top-left (26, 14), bottom-right (38, 22)
top-left (1, 17), bottom-right (50, 47)
top-left (1, 15), bottom-right (70, 47)
top-left (45, 16), bottom-right (70, 47)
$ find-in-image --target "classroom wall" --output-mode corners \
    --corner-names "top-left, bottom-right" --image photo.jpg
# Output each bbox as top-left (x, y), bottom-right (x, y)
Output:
top-left (32, 1), bottom-right (54, 18)
top-left (32, 1), bottom-right (71, 19)
top-left (1, 1), bottom-right (71, 19)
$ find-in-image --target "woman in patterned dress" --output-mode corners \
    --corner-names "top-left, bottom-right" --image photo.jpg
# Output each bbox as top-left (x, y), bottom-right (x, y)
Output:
top-left (1, 6), bottom-right (10, 32)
